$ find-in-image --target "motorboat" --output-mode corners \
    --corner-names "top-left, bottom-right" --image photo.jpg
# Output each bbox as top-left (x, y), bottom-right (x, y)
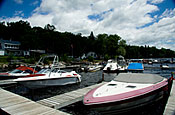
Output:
top-left (14, 68), bottom-right (81, 89)
top-left (103, 56), bottom-right (128, 73)
top-left (0, 66), bottom-right (37, 80)
top-left (160, 64), bottom-right (169, 70)
top-left (127, 62), bottom-right (144, 72)
top-left (87, 64), bottom-right (104, 72)
top-left (14, 55), bottom-right (81, 89)
top-left (83, 73), bottom-right (172, 114)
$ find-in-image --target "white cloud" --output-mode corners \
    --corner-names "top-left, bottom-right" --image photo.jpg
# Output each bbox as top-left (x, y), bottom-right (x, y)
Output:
top-left (14, 11), bottom-right (24, 17)
top-left (148, 0), bottom-right (164, 4)
top-left (28, 14), bottom-right (53, 27)
top-left (31, 1), bottom-right (39, 6)
top-left (1, 0), bottom-right (175, 51)
top-left (160, 9), bottom-right (175, 18)
top-left (14, 0), bottom-right (23, 4)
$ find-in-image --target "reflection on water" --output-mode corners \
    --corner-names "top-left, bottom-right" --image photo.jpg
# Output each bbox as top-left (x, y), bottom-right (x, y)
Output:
top-left (3, 63), bottom-right (175, 115)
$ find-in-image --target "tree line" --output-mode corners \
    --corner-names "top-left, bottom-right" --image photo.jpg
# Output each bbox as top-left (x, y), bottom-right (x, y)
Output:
top-left (0, 20), bottom-right (174, 60)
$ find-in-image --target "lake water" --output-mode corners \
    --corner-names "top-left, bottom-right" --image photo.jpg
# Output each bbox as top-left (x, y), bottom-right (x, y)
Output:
top-left (3, 63), bottom-right (175, 115)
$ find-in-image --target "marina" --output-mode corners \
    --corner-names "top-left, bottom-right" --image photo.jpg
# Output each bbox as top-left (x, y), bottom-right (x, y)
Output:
top-left (0, 62), bottom-right (175, 114)
top-left (0, 76), bottom-right (174, 115)
top-left (0, 2), bottom-right (175, 114)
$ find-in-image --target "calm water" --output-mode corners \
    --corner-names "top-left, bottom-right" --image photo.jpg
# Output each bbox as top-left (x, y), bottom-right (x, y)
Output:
top-left (3, 63), bottom-right (175, 115)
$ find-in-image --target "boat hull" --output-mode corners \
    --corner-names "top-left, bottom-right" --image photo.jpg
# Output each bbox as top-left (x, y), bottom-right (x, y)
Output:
top-left (84, 73), bottom-right (173, 114)
top-left (0, 74), bottom-right (28, 80)
top-left (18, 77), bottom-right (80, 89)
top-left (85, 85), bottom-right (168, 114)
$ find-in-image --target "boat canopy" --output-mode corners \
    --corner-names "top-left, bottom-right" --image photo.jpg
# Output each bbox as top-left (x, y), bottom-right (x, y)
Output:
top-left (16, 66), bottom-right (37, 73)
top-left (114, 73), bottom-right (164, 84)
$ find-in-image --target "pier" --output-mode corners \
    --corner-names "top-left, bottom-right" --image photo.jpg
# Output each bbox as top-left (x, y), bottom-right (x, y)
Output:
top-left (37, 82), bottom-right (106, 109)
top-left (0, 82), bottom-right (106, 114)
top-left (164, 80), bottom-right (175, 115)
top-left (0, 88), bottom-right (68, 115)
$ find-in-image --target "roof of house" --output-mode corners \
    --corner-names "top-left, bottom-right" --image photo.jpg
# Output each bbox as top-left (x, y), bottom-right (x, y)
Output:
top-left (0, 39), bottom-right (21, 45)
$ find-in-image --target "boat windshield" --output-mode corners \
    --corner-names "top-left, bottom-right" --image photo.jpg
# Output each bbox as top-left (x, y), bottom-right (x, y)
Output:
top-left (58, 70), bottom-right (67, 73)
top-left (37, 69), bottom-right (51, 74)
top-left (51, 69), bottom-right (67, 73)
top-left (9, 69), bottom-right (23, 73)
top-left (118, 60), bottom-right (126, 66)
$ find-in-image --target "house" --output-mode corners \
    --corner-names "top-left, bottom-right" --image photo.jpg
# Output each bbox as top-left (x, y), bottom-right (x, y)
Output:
top-left (0, 39), bottom-right (21, 56)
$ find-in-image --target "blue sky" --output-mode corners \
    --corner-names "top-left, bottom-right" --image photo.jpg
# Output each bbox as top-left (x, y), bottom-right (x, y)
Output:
top-left (0, 0), bottom-right (175, 50)
top-left (0, 0), bottom-right (41, 18)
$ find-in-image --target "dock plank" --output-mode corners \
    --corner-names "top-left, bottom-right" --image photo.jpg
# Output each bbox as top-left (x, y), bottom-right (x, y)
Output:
top-left (0, 88), bottom-right (69, 115)
top-left (2, 101), bottom-right (66, 115)
top-left (37, 82), bottom-right (106, 109)
top-left (164, 80), bottom-right (175, 115)
top-left (36, 99), bottom-right (55, 108)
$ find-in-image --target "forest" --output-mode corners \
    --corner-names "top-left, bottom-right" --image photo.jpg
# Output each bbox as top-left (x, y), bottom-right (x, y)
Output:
top-left (0, 20), bottom-right (174, 60)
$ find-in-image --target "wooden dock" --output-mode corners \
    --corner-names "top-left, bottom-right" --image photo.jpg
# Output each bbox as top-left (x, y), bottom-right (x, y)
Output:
top-left (0, 88), bottom-right (68, 115)
top-left (37, 82), bottom-right (106, 109)
top-left (164, 80), bottom-right (175, 115)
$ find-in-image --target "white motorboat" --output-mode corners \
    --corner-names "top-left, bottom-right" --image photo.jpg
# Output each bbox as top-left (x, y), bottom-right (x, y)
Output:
top-left (87, 64), bottom-right (104, 72)
top-left (14, 68), bottom-right (81, 89)
top-left (160, 64), bottom-right (169, 70)
top-left (14, 55), bottom-right (81, 89)
top-left (0, 66), bottom-right (38, 80)
top-left (103, 56), bottom-right (128, 73)
top-left (83, 73), bottom-right (172, 114)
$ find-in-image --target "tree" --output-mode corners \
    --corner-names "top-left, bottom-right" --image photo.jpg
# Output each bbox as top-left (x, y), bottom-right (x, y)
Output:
top-left (87, 31), bottom-right (96, 52)
top-left (117, 46), bottom-right (126, 56)
top-left (0, 20), bottom-right (174, 59)
top-left (106, 34), bottom-right (121, 58)
top-left (44, 24), bottom-right (56, 31)
top-left (89, 31), bottom-right (95, 40)
top-left (95, 34), bottom-right (108, 57)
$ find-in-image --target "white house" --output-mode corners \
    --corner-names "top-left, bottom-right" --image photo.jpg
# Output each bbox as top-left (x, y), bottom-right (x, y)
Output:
top-left (0, 39), bottom-right (21, 56)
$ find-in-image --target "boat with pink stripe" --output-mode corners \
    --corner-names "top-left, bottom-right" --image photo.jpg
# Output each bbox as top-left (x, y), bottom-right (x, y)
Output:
top-left (83, 73), bottom-right (173, 114)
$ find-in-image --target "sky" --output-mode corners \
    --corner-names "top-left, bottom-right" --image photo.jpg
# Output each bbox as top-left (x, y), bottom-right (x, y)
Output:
top-left (0, 0), bottom-right (175, 51)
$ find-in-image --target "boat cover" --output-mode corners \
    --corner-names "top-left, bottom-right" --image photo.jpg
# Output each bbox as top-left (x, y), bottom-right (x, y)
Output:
top-left (114, 73), bottom-right (164, 84)
top-left (127, 63), bottom-right (143, 70)
top-left (16, 66), bottom-right (37, 73)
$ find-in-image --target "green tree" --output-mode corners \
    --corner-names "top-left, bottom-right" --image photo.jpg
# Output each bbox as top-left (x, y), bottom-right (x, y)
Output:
top-left (117, 46), bottom-right (126, 56)
top-left (106, 34), bottom-right (121, 58)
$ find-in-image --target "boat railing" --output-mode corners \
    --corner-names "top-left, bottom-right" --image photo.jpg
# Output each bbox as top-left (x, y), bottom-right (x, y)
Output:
top-left (33, 55), bottom-right (60, 75)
